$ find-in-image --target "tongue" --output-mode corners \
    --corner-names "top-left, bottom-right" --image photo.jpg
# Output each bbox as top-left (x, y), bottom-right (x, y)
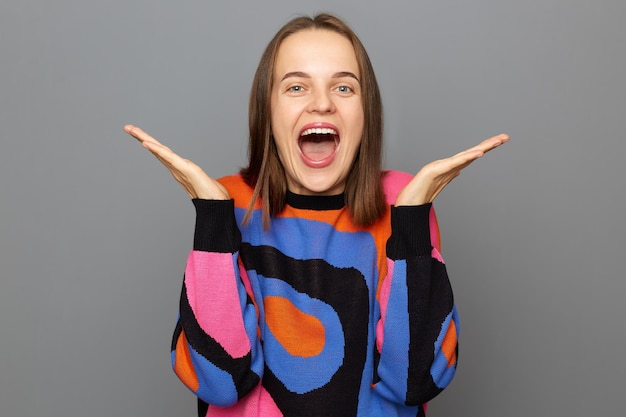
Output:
top-left (300, 137), bottom-right (336, 161)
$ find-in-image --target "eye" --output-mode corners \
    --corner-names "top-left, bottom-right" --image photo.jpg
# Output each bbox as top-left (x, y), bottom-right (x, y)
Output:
top-left (336, 85), bottom-right (354, 94)
top-left (288, 85), bottom-right (304, 93)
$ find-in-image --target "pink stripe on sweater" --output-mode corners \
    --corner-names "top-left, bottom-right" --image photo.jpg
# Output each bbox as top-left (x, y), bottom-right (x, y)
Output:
top-left (376, 258), bottom-right (395, 352)
top-left (382, 170), bottom-right (413, 205)
top-left (206, 383), bottom-right (283, 417)
top-left (185, 250), bottom-right (251, 358)
top-left (429, 207), bottom-right (444, 263)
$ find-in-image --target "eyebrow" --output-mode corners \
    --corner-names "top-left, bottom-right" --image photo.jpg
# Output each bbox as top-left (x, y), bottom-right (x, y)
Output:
top-left (280, 71), bottom-right (361, 83)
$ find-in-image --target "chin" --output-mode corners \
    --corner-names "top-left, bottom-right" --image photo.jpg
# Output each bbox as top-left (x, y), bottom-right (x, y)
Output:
top-left (300, 177), bottom-right (344, 196)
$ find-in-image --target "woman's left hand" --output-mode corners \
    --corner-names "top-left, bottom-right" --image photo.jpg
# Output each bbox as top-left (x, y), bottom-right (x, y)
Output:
top-left (395, 133), bottom-right (509, 206)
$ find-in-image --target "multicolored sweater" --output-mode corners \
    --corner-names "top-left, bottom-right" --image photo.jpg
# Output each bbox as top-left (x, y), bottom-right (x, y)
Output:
top-left (171, 171), bottom-right (458, 417)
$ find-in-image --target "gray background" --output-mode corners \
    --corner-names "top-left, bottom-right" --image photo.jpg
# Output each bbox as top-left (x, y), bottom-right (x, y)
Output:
top-left (1, 0), bottom-right (624, 416)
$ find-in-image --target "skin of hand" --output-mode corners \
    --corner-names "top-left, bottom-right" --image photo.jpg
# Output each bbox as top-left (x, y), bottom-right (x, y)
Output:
top-left (123, 124), bottom-right (230, 200)
top-left (126, 123), bottom-right (508, 206)
top-left (395, 133), bottom-right (510, 206)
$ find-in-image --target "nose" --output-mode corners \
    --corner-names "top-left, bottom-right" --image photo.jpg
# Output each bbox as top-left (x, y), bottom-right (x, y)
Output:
top-left (307, 88), bottom-right (335, 114)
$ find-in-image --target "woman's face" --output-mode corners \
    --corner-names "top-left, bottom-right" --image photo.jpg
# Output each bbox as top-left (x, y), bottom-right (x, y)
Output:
top-left (270, 29), bottom-right (364, 196)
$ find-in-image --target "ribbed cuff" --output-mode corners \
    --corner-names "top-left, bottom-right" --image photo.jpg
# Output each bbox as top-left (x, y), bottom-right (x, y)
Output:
top-left (192, 199), bottom-right (241, 253)
top-left (386, 203), bottom-right (432, 259)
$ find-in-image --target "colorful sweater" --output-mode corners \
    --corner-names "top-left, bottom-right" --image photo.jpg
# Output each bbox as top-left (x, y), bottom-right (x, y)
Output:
top-left (171, 171), bottom-right (459, 417)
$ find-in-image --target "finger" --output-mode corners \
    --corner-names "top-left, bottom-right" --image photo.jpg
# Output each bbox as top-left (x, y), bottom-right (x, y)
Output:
top-left (123, 124), bottom-right (164, 147)
top-left (439, 149), bottom-right (484, 173)
top-left (473, 133), bottom-right (510, 154)
top-left (140, 138), bottom-right (187, 169)
top-left (145, 146), bottom-right (178, 172)
top-left (437, 133), bottom-right (510, 177)
top-left (453, 133), bottom-right (510, 158)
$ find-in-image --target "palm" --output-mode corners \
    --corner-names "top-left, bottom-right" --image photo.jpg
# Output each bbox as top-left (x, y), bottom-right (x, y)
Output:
top-left (395, 133), bottom-right (509, 206)
top-left (124, 125), bottom-right (229, 200)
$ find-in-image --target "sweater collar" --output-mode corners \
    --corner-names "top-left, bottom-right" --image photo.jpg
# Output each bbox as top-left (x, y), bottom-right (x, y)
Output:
top-left (286, 190), bottom-right (345, 211)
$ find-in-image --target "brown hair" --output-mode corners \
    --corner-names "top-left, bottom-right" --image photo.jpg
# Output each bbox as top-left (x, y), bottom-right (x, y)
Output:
top-left (240, 13), bottom-right (386, 227)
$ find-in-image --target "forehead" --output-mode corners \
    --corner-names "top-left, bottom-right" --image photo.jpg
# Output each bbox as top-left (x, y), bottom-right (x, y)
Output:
top-left (274, 29), bottom-right (359, 77)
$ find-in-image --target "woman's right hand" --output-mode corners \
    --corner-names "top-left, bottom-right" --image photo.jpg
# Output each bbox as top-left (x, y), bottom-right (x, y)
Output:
top-left (124, 124), bottom-right (230, 200)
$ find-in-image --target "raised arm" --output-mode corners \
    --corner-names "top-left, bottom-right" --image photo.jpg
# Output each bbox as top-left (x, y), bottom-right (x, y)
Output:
top-left (125, 125), bottom-right (264, 405)
top-left (375, 135), bottom-right (508, 406)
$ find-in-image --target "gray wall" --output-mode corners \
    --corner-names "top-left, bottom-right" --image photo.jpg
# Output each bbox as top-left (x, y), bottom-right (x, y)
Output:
top-left (1, 0), bottom-right (624, 416)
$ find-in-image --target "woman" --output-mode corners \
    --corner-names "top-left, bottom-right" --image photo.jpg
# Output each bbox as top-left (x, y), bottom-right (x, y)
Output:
top-left (125, 13), bottom-right (508, 417)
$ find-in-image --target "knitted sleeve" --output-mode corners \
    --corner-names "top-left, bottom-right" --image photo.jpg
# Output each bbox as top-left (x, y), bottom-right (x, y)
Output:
top-left (374, 175), bottom-right (459, 406)
top-left (170, 199), bottom-right (263, 407)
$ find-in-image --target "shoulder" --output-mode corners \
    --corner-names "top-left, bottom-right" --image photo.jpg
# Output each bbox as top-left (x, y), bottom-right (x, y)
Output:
top-left (217, 174), bottom-right (258, 210)
top-left (381, 170), bottom-right (413, 205)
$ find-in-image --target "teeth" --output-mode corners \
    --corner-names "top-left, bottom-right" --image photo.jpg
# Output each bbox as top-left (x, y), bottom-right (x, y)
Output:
top-left (301, 127), bottom-right (337, 136)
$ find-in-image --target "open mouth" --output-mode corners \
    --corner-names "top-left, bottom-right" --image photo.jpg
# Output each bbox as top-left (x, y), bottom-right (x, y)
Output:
top-left (298, 127), bottom-right (339, 163)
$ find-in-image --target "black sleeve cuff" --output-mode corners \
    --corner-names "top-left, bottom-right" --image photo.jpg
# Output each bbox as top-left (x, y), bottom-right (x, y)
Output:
top-left (191, 199), bottom-right (241, 253)
top-left (386, 203), bottom-right (432, 259)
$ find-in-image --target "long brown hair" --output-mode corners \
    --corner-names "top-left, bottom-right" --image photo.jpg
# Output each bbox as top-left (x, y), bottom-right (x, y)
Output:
top-left (240, 13), bottom-right (386, 227)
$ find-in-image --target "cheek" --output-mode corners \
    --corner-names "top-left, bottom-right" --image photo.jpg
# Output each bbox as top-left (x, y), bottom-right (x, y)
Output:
top-left (346, 102), bottom-right (365, 135)
top-left (270, 101), bottom-right (292, 137)
top-left (349, 114), bottom-right (365, 149)
top-left (346, 114), bottom-right (364, 160)
top-left (269, 93), bottom-right (283, 134)
top-left (271, 130), bottom-right (296, 170)
top-left (346, 139), bottom-right (362, 162)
